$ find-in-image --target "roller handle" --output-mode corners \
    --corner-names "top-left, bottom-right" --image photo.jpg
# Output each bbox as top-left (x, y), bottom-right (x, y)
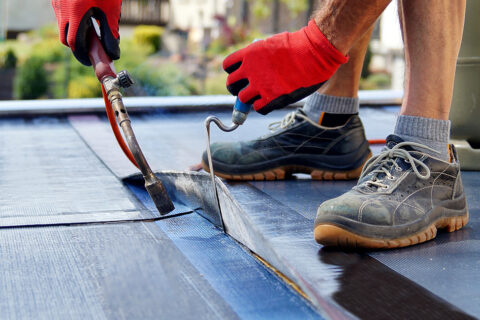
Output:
top-left (87, 31), bottom-right (116, 83)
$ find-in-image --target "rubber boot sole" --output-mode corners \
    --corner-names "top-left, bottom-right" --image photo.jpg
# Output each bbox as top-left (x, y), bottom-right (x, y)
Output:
top-left (314, 212), bottom-right (469, 249)
top-left (201, 152), bottom-right (372, 181)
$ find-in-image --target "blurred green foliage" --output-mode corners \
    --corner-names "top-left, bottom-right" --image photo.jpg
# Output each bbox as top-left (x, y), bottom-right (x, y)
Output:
top-left (131, 64), bottom-right (197, 96)
top-left (250, 0), bottom-right (308, 19)
top-left (133, 25), bottom-right (164, 54)
top-left (1, 48), bottom-right (17, 69)
top-left (205, 72), bottom-right (228, 95)
top-left (360, 73), bottom-right (391, 90)
top-left (68, 75), bottom-right (102, 98)
top-left (251, 0), bottom-right (271, 19)
top-left (116, 38), bottom-right (152, 70)
top-left (207, 29), bottom-right (264, 57)
top-left (361, 45), bottom-right (372, 79)
top-left (2, 19), bottom-right (389, 100)
top-left (31, 23), bottom-right (61, 40)
top-left (7, 23), bottom-right (197, 100)
top-left (281, 0), bottom-right (308, 15)
top-left (31, 39), bottom-right (65, 63)
top-left (14, 56), bottom-right (48, 99)
top-left (0, 41), bottom-right (32, 62)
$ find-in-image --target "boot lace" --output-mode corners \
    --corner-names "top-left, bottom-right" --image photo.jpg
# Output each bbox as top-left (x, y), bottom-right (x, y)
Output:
top-left (359, 142), bottom-right (439, 189)
top-left (267, 110), bottom-right (320, 132)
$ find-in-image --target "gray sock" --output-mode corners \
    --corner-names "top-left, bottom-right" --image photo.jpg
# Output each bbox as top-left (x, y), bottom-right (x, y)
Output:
top-left (394, 115), bottom-right (451, 161)
top-left (303, 92), bottom-right (359, 123)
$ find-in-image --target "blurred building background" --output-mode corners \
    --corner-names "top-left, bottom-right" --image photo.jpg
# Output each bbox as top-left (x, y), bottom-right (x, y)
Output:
top-left (0, 0), bottom-right (55, 39)
top-left (0, 0), bottom-right (404, 100)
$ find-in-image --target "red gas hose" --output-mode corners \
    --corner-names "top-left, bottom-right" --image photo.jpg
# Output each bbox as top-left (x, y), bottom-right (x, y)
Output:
top-left (101, 85), bottom-right (139, 169)
top-left (368, 139), bottom-right (387, 145)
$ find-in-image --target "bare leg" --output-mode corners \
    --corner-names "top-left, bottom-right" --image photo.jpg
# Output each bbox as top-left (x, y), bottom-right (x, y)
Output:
top-left (303, 25), bottom-right (374, 127)
top-left (315, 0), bottom-right (391, 54)
top-left (399, 0), bottom-right (466, 120)
top-left (314, 0), bottom-right (468, 250)
top-left (319, 25), bottom-right (375, 98)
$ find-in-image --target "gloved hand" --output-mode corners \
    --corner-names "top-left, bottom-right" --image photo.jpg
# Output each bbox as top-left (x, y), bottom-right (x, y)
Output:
top-left (224, 20), bottom-right (348, 115)
top-left (52, 0), bottom-right (122, 66)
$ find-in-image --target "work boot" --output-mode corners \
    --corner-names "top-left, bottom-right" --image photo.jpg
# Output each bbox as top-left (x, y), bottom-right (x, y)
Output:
top-left (314, 135), bottom-right (469, 249)
top-left (201, 109), bottom-right (371, 180)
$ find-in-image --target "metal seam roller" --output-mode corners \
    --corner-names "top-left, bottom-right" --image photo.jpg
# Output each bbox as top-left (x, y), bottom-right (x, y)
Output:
top-left (205, 98), bottom-right (253, 213)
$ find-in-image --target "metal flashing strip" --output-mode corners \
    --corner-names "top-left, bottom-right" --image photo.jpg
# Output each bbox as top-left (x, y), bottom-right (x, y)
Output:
top-left (125, 171), bottom-right (224, 229)
top-left (0, 90), bottom-right (402, 116)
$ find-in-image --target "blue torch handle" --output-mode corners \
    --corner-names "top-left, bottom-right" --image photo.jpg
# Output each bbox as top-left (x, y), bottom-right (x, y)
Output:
top-left (231, 98), bottom-right (252, 125)
top-left (234, 98), bottom-right (252, 113)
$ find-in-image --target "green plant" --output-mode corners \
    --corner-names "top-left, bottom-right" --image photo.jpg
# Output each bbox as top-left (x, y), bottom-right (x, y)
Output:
top-left (250, 0), bottom-right (308, 19)
top-left (280, 0), bottom-right (308, 17)
top-left (0, 40), bottom-right (32, 62)
top-left (2, 48), bottom-right (17, 69)
top-left (133, 25), bottom-right (164, 54)
top-left (207, 38), bottom-right (229, 56)
top-left (369, 73), bottom-right (391, 89)
top-left (116, 38), bottom-right (151, 70)
top-left (131, 63), bottom-right (197, 96)
top-left (29, 23), bottom-right (59, 41)
top-left (51, 51), bottom-right (101, 99)
top-left (14, 56), bottom-right (48, 99)
top-left (361, 45), bottom-right (372, 79)
top-left (359, 73), bottom-right (391, 90)
top-left (48, 37), bottom-right (152, 99)
top-left (207, 29), bottom-right (264, 58)
top-left (251, 0), bottom-right (271, 19)
top-left (205, 72), bottom-right (228, 95)
top-left (31, 39), bottom-right (65, 63)
top-left (67, 75), bottom-right (102, 98)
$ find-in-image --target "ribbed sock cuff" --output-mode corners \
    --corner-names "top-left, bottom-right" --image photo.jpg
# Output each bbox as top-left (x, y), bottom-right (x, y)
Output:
top-left (303, 92), bottom-right (359, 123)
top-left (394, 115), bottom-right (451, 143)
top-left (394, 115), bottom-right (451, 161)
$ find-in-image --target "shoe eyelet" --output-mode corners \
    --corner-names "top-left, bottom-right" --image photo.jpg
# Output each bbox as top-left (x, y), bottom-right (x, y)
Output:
top-left (387, 176), bottom-right (395, 180)
top-left (381, 186), bottom-right (389, 190)
top-left (395, 166), bottom-right (402, 172)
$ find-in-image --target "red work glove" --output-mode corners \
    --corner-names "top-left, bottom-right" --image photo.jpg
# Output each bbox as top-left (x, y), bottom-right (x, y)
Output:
top-left (224, 20), bottom-right (348, 115)
top-left (52, 0), bottom-right (122, 66)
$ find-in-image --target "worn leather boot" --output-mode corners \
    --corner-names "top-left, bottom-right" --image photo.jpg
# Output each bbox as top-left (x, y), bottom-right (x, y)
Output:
top-left (315, 135), bottom-right (468, 249)
top-left (201, 109), bottom-right (371, 181)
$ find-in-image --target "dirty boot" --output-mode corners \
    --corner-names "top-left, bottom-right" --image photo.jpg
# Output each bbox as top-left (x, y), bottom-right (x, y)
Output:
top-left (201, 109), bottom-right (371, 181)
top-left (314, 135), bottom-right (469, 249)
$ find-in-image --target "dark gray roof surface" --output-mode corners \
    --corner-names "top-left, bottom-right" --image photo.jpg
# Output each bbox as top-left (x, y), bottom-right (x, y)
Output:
top-left (0, 102), bottom-right (477, 319)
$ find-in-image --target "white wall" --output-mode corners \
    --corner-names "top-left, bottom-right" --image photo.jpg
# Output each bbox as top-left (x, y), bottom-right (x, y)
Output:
top-left (3, 0), bottom-right (55, 32)
top-left (379, 1), bottom-right (403, 51)
top-left (169, 0), bottom-right (228, 30)
top-left (371, 0), bottom-right (405, 90)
